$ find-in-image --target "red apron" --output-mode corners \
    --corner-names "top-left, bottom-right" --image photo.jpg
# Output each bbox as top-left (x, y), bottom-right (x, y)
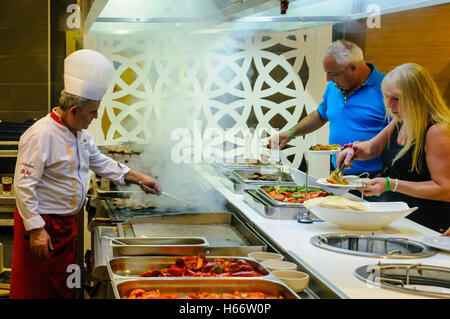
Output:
top-left (9, 207), bottom-right (78, 299)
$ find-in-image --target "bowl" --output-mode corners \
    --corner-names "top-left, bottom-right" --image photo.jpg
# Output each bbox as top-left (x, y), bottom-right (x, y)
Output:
top-left (307, 201), bottom-right (418, 230)
top-left (248, 252), bottom-right (284, 262)
top-left (260, 259), bottom-right (297, 271)
top-left (272, 270), bottom-right (309, 292)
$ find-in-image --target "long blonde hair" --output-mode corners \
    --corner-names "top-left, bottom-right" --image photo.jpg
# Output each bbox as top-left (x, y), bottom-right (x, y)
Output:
top-left (382, 63), bottom-right (450, 173)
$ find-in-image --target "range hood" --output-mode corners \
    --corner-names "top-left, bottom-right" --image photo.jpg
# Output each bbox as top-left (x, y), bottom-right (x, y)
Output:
top-left (85, 0), bottom-right (449, 34)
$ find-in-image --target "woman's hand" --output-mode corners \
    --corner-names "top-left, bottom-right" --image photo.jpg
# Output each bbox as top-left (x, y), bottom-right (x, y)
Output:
top-left (443, 227), bottom-right (450, 236)
top-left (336, 143), bottom-right (358, 169)
top-left (358, 177), bottom-right (388, 197)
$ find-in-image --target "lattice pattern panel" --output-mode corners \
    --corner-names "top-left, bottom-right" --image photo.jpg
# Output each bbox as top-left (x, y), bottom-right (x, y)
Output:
top-left (88, 28), bottom-right (331, 170)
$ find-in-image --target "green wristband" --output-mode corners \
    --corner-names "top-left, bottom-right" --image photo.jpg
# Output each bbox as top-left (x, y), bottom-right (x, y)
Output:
top-left (385, 177), bottom-right (391, 191)
top-left (287, 130), bottom-right (295, 140)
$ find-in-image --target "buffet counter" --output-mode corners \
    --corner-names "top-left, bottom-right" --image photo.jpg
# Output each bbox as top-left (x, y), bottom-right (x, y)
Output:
top-left (192, 164), bottom-right (450, 299)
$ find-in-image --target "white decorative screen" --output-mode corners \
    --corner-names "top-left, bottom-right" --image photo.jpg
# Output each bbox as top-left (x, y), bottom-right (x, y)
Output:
top-left (87, 26), bottom-right (332, 175)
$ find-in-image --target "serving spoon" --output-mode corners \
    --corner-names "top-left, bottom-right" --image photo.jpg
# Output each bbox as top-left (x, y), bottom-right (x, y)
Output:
top-left (102, 236), bottom-right (126, 246)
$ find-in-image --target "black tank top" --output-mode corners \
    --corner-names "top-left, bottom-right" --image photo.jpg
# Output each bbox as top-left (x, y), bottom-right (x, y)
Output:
top-left (380, 124), bottom-right (450, 233)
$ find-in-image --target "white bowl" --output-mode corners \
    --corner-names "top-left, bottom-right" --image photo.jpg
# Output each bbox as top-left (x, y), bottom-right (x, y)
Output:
top-left (307, 201), bottom-right (418, 230)
top-left (289, 167), bottom-right (348, 196)
top-left (272, 270), bottom-right (309, 292)
top-left (260, 260), bottom-right (297, 271)
top-left (248, 252), bottom-right (284, 262)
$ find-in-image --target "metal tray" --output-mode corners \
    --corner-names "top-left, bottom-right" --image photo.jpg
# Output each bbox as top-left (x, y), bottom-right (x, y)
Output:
top-left (243, 190), bottom-right (306, 220)
top-left (256, 186), bottom-right (305, 208)
top-left (210, 162), bottom-right (271, 176)
top-left (220, 177), bottom-right (246, 193)
top-left (125, 213), bottom-right (266, 254)
top-left (110, 237), bottom-right (209, 256)
top-left (215, 160), bottom-right (269, 169)
top-left (220, 177), bottom-right (290, 194)
top-left (92, 213), bottom-right (268, 280)
top-left (232, 169), bottom-right (296, 185)
top-left (113, 278), bottom-right (300, 299)
top-left (107, 256), bottom-right (271, 279)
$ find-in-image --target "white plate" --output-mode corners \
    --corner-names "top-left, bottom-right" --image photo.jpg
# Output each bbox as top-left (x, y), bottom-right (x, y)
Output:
top-left (421, 236), bottom-right (450, 252)
top-left (289, 168), bottom-right (348, 196)
top-left (316, 176), bottom-right (366, 189)
top-left (306, 149), bottom-right (340, 155)
top-left (307, 202), bottom-right (418, 230)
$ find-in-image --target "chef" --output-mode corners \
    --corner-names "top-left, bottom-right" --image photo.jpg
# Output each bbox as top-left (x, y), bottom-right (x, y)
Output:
top-left (10, 49), bottom-right (162, 299)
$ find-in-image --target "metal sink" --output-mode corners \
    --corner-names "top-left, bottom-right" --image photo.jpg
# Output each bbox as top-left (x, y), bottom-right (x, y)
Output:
top-left (310, 233), bottom-right (437, 259)
top-left (355, 263), bottom-right (450, 298)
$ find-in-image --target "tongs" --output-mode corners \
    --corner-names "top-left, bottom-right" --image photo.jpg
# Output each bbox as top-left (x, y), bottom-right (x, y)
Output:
top-left (261, 150), bottom-right (288, 182)
top-left (137, 182), bottom-right (193, 207)
top-left (330, 161), bottom-right (345, 181)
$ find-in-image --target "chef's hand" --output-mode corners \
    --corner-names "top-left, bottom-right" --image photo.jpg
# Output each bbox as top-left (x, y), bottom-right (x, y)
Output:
top-left (138, 175), bottom-right (162, 194)
top-left (268, 132), bottom-right (291, 150)
top-left (29, 228), bottom-right (53, 259)
top-left (125, 170), bottom-right (162, 194)
top-left (357, 178), bottom-right (387, 197)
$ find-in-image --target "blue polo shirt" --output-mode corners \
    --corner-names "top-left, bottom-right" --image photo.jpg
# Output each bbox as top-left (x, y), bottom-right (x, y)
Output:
top-left (317, 63), bottom-right (388, 174)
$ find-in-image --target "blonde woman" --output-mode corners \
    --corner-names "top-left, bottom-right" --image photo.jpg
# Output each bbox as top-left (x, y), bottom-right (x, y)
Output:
top-left (336, 63), bottom-right (450, 233)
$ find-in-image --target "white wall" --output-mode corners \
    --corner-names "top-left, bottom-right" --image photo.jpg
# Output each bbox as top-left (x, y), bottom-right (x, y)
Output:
top-left (86, 25), bottom-right (333, 177)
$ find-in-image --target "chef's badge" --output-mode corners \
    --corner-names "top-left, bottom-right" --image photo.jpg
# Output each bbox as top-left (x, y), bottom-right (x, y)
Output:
top-left (20, 162), bottom-right (34, 177)
top-left (82, 136), bottom-right (88, 150)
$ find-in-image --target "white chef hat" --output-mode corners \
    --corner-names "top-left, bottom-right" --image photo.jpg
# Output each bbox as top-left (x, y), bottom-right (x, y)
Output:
top-left (64, 49), bottom-right (114, 101)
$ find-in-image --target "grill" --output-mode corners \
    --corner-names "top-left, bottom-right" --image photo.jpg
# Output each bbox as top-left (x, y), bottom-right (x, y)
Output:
top-left (102, 197), bottom-right (206, 222)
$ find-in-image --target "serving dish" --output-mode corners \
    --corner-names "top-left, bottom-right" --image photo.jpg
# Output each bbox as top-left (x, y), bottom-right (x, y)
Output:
top-left (113, 278), bottom-right (300, 299)
top-left (306, 202), bottom-right (418, 230)
top-left (109, 237), bottom-right (209, 256)
top-left (107, 255), bottom-right (271, 279)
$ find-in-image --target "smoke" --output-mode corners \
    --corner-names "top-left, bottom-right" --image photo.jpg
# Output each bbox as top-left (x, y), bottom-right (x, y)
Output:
top-left (120, 15), bottom-right (259, 211)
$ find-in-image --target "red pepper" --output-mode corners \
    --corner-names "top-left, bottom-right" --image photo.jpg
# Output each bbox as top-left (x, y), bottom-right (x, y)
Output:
top-left (139, 269), bottom-right (162, 277)
top-left (175, 258), bottom-right (185, 268)
top-left (166, 265), bottom-right (185, 276)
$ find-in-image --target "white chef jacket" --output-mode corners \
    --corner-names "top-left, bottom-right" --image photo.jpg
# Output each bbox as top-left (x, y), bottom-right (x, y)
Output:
top-left (14, 110), bottom-right (131, 231)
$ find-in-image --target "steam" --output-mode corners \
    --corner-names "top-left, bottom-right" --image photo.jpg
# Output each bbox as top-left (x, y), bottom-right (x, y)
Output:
top-left (120, 18), bottom-right (259, 211)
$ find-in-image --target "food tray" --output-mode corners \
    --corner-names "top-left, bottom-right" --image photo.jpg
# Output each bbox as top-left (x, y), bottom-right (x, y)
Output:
top-left (220, 177), bottom-right (246, 193)
top-left (243, 190), bottom-right (306, 220)
top-left (256, 185), bottom-right (329, 208)
top-left (231, 169), bottom-right (296, 185)
top-left (113, 278), bottom-right (300, 299)
top-left (110, 237), bottom-right (209, 256)
top-left (256, 186), bottom-right (305, 208)
top-left (106, 256), bottom-right (271, 279)
top-left (112, 213), bottom-right (267, 256)
top-left (210, 162), bottom-right (271, 176)
top-left (220, 177), bottom-right (296, 194)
